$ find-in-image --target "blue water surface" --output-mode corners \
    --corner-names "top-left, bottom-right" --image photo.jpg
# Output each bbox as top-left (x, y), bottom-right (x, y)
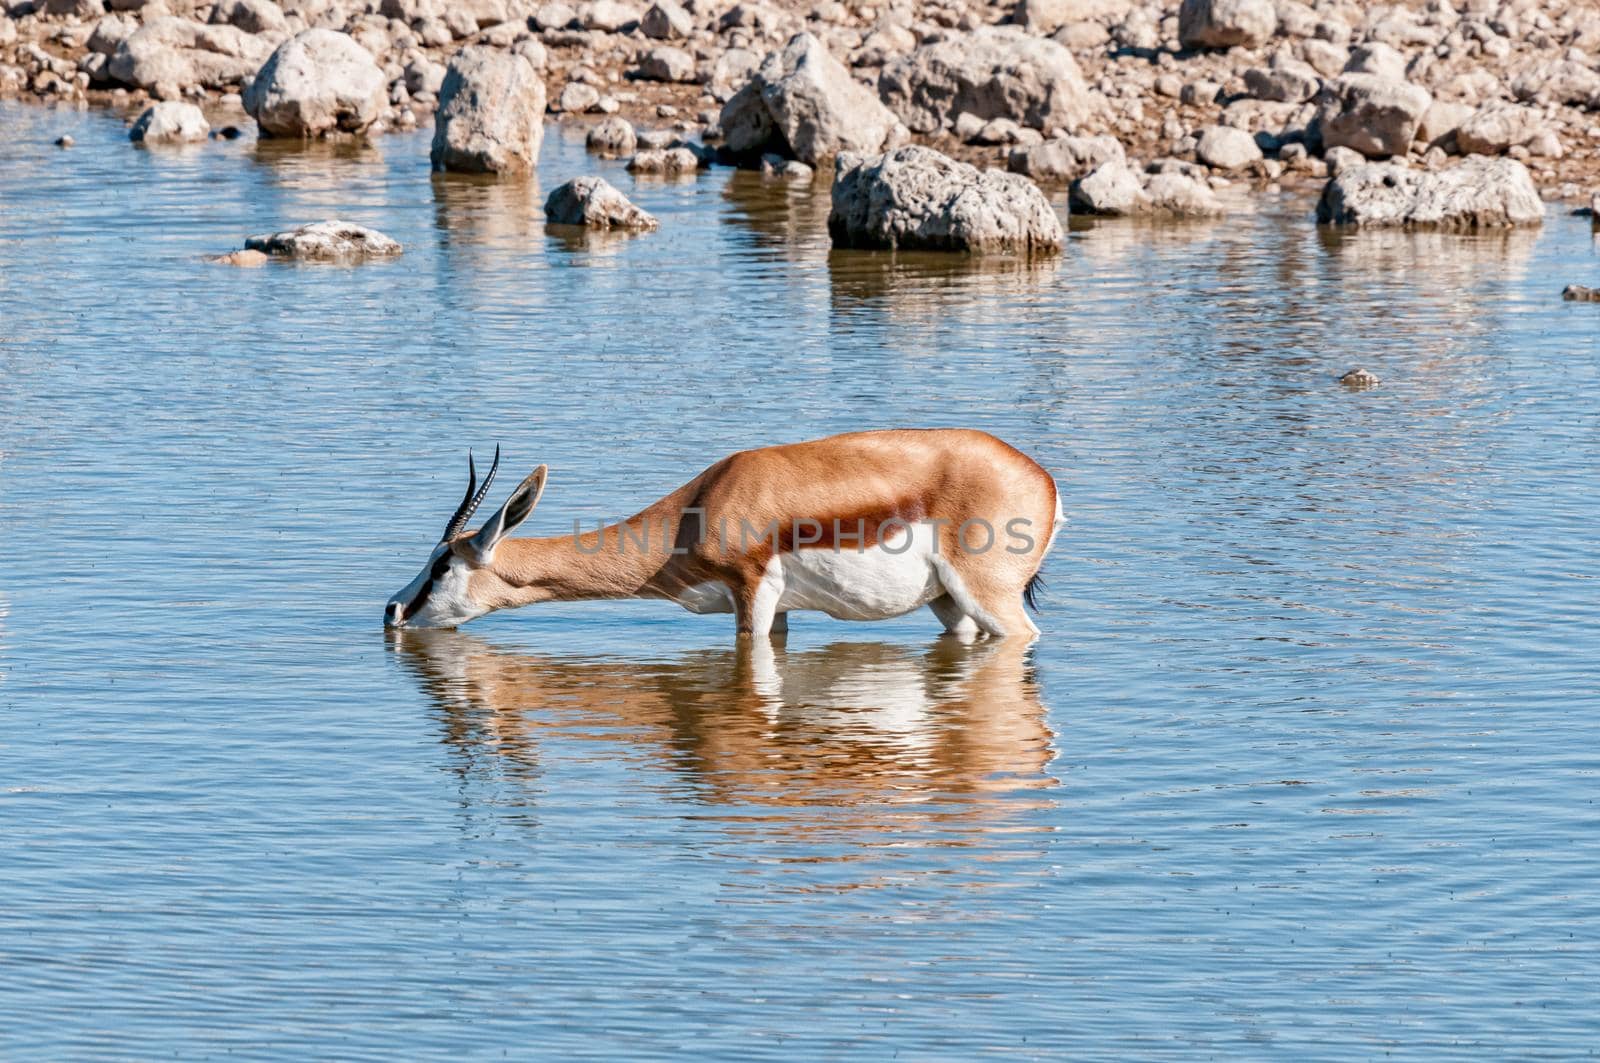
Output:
top-left (2, 99), bottom-right (1598, 1059)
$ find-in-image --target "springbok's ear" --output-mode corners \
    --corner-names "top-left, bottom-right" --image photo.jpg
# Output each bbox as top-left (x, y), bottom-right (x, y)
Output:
top-left (466, 465), bottom-right (547, 561)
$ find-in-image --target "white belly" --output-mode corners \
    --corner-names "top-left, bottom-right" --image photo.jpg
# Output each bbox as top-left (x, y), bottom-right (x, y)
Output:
top-left (774, 520), bottom-right (943, 621)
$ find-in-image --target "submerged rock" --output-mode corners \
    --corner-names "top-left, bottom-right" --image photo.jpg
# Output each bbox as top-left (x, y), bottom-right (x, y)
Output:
top-left (1562, 285), bottom-right (1600, 302)
top-left (1316, 157), bottom-right (1544, 229)
top-left (586, 114), bottom-right (637, 156)
top-left (129, 100), bottom-right (210, 143)
top-left (626, 146), bottom-right (701, 173)
top-left (761, 152), bottom-right (813, 178)
top-left (1339, 368), bottom-right (1380, 388)
top-left (244, 30), bottom-right (386, 138)
top-left (207, 248), bottom-right (270, 266)
top-left (720, 32), bottom-right (901, 165)
top-left (544, 176), bottom-right (658, 230)
top-left (244, 220), bottom-right (403, 260)
top-left (431, 47), bottom-right (546, 173)
top-left (828, 145), bottom-right (1062, 254)
top-left (879, 27), bottom-right (1099, 135)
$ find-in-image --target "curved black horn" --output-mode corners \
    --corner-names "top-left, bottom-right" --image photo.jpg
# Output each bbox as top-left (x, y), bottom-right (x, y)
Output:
top-left (440, 444), bottom-right (500, 542)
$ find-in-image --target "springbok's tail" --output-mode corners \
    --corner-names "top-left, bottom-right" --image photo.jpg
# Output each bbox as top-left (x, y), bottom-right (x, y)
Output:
top-left (1025, 484), bottom-right (1067, 614)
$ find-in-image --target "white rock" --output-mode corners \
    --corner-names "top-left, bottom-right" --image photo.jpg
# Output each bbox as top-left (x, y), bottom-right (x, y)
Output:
top-left (1416, 99), bottom-right (1472, 145)
top-left (1013, 0), bottom-right (1132, 35)
top-left (761, 152), bottom-right (813, 178)
top-left (209, 0), bottom-right (287, 34)
top-left (1455, 101), bottom-right (1547, 156)
top-left (636, 45), bottom-right (695, 83)
top-left (557, 80), bottom-right (601, 113)
top-left (1316, 156), bottom-right (1544, 228)
top-left (586, 114), bottom-right (636, 155)
top-left (626, 146), bottom-right (700, 173)
top-left (1006, 133), bottom-right (1125, 182)
top-left (1341, 42), bottom-right (1406, 81)
top-left (1316, 74), bottom-right (1431, 158)
top-left (1069, 159), bottom-right (1148, 214)
top-left (1243, 60), bottom-right (1318, 102)
top-left (431, 46), bottom-right (545, 173)
top-left (87, 14), bottom-right (138, 56)
top-left (879, 26), bottom-right (1100, 135)
top-left (244, 29), bottom-right (386, 137)
top-left (244, 220), bottom-right (403, 259)
top-left (828, 145), bottom-right (1063, 254)
top-left (129, 100), bottom-right (210, 142)
top-left (1196, 124), bottom-right (1262, 169)
top-left (720, 32), bottom-right (901, 165)
top-left (1178, 0), bottom-right (1277, 49)
top-left (544, 176), bottom-right (658, 230)
top-left (1510, 59), bottom-right (1600, 109)
top-left (1144, 171), bottom-right (1226, 215)
top-left (580, 0), bottom-right (639, 31)
top-left (641, 0), bottom-right (691, 39)
top-left (108, 17), bottom-right (274, 97)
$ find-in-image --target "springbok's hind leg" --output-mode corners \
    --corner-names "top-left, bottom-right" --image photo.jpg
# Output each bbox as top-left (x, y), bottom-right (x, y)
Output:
top-left (934, 559), bottom-right (1040, 640)
top-left (928, 594), bottom-right (978, 637)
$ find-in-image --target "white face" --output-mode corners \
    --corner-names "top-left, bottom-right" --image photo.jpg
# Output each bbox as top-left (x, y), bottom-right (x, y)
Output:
top-left (385, 544), bottom-right (491, 629)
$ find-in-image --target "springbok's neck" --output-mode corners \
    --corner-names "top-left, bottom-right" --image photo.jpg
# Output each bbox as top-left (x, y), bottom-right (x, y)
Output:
top-left (487, 503), bottom-right (685, 606)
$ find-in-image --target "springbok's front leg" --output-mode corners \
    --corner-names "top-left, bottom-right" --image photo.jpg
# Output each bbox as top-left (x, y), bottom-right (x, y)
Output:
top-left (735, 558), bottom-right (786, 638)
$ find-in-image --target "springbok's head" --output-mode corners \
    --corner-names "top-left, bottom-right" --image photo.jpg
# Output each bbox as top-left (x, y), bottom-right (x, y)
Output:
top-left (385, 448), bottom-right (548, 629)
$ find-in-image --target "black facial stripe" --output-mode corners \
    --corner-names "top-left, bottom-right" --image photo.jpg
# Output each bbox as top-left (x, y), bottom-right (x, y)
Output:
top-left (401, 553), bottom-right (454, 622)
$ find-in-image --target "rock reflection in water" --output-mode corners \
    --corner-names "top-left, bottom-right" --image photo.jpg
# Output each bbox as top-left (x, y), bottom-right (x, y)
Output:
top-left (389, 630), bottom-right (1058, 853)
top-left (429, 171), bottom-right (545, 249)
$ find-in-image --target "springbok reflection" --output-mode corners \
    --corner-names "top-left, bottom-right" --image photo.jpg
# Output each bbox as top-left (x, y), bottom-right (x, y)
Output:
top-left (389, 630), bottom-right (1059, 853)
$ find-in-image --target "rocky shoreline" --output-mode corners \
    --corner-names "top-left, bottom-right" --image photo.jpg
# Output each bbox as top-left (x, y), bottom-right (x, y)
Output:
top-left (7, 0), bottom-right (1600, 223)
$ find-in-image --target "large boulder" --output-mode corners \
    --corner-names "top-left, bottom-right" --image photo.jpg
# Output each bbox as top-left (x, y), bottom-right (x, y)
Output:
top-left (244, 30), bottom-right (385, 137)
top-left (1316, 74), bottom-right (1430, 158)
top-left (1316, 157), bottom-right (1544, 229)
top-left (129, 100), bottom-right (209, 142)
top-left (431, 46), bottom-right (546, 173)
top-left (1178, 0), bottom-right (1276, 49)
top-left (244, 220), bottom-right (403, 259)
top-left (107, 17), bottom-right (274, 96)
top-left (878, 27), bottom-right (1100, 135)
top-left (719, 33), bottom-right (901, 165)
top-left (828, 145), bottom-right (1063, 254)
top-left (1006, 133), bottom-right (1124, 182)
top-left (544, 176), bottom-right (659, 230)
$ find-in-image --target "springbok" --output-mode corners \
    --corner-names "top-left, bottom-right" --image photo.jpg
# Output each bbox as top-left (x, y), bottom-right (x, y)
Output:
top-left (385, 429), bottom-right (1064, 639)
